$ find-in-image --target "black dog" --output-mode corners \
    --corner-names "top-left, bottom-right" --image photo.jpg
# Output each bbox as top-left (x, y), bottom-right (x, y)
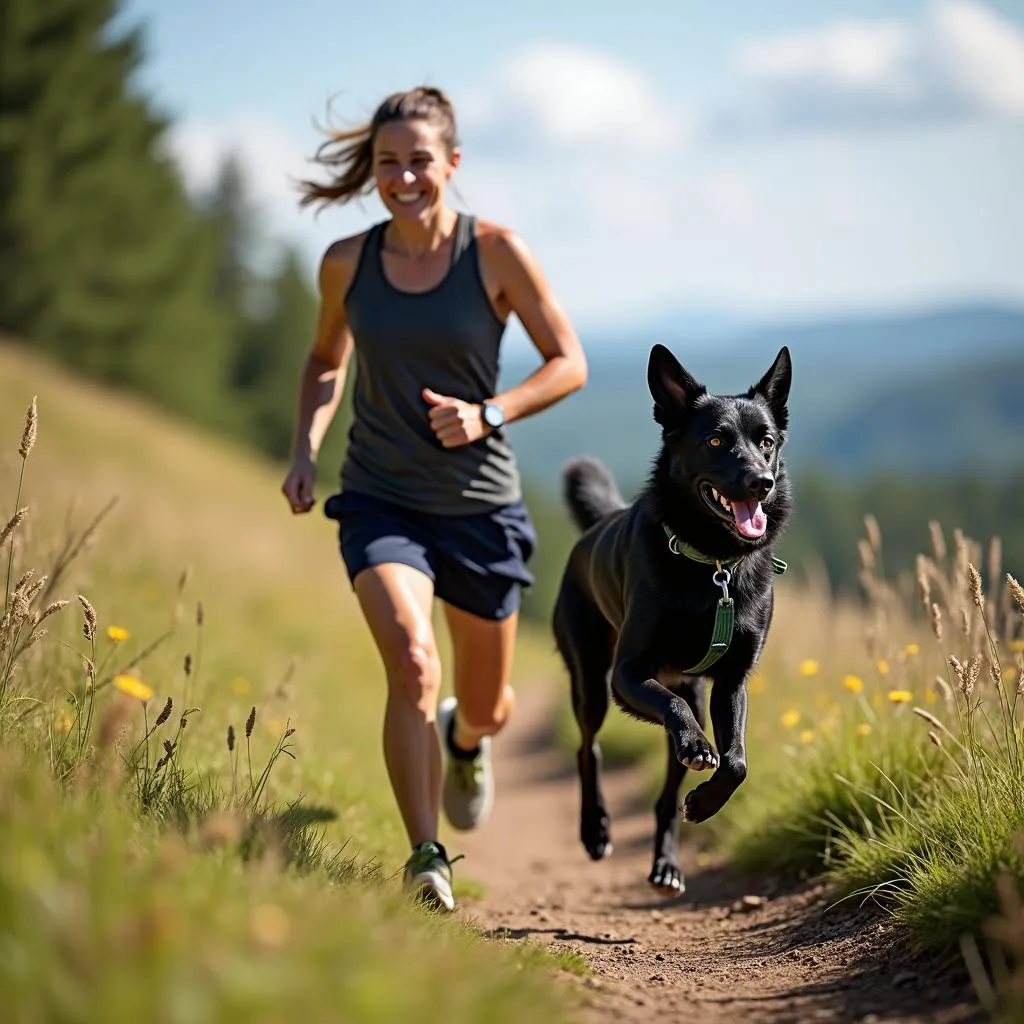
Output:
top-left (552, 343), bottom-right (793, 894)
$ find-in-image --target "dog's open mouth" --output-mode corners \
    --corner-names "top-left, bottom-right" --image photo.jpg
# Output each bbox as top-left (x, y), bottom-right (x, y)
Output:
top-left (701, 485), bottom-right (768, 540)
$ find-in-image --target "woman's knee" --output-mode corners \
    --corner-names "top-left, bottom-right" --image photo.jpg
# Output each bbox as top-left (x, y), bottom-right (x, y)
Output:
top-left (386, 632), bottom-right (442, 712)
top-left (457, 684), bottom-right (515, 736)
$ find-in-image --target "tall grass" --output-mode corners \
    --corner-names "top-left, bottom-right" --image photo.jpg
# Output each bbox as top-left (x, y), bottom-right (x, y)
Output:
top-left (0, 352), bottom-right (583, 1024)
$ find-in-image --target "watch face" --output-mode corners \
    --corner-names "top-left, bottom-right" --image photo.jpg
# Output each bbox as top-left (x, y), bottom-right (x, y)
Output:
top-left (484, 403), bottom-right (504, 428)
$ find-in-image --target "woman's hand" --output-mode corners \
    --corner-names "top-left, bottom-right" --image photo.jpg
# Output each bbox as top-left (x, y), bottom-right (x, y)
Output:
top-left (423, 388), bottom-right (490, 448)
top-left (281, 454), bottom-right (317, 513)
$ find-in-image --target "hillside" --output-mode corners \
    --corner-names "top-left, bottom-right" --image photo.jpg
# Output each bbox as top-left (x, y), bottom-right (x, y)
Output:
top-left (502, 301), bottom-right (1024, 496)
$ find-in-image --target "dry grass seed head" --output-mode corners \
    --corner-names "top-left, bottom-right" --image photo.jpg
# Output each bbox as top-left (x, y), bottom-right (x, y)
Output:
top-left (930, 602), bottom-right (943, 641)
top-left (77, 595), bottom-right (97, 641)
top-left (965, 654), bottom-right (982, 696)
top-left (960, 606), bottom-right (972, 638)
top-left (929, 520), bottom-right (947, 561)
top-left (0, 507), bottom-right (28, 548)
top-left (37, 599), bottom-right (69, 624)
top-left (916, 555), bottom-right (932, 610)
top-left (245, 706), bottom-right (256, 738)
top-left (1008, 574), bottom-right (1024, 616)
top-left (155, 697), bottom-right (172, 727)
top-left (934, 674), bottom-right (954, 705)
top-left (226, 724), bottom-right (235, 752)
top-left (18, 396), bottom-right (38, 460)
top-left (967, 563), bottom-right (984, 608)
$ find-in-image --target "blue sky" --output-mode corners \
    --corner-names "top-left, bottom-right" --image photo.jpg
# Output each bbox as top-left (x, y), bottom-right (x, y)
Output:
top-left (116, 0), bottom-right (1024, 341)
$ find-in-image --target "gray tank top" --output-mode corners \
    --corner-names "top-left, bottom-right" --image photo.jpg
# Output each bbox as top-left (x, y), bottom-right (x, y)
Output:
top-left (339, 213), bottom-right (521, 514)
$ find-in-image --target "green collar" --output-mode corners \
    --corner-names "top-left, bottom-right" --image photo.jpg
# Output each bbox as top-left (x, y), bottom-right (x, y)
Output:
top-left (660, 523), bottom-right (787, 675)
top-left (661, 523), bottom-right (788, 576)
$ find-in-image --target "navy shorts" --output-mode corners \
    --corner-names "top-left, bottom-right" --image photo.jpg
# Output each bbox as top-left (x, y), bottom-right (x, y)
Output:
top-left (323, 490), bottom-right (537, 622)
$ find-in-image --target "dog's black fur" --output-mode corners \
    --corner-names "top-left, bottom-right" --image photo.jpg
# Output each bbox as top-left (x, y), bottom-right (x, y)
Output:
top-left (552, 343), bottom-right (793, 894)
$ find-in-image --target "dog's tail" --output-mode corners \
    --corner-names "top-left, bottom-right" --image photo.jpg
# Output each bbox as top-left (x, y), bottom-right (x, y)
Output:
top-left (562, 456), bottom-right (626, 533)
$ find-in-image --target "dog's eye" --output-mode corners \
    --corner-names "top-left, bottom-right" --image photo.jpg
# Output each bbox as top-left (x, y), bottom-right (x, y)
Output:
top-left (706, 436), bottom-right (722, 448)
top-left (760, 436), bottom-right (775, 452)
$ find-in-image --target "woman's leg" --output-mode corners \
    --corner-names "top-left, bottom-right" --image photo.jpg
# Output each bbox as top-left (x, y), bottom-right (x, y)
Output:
top-left (442, 602), bottom-right (519, 751)
top-left (353, 562), bottom-right (443, 847)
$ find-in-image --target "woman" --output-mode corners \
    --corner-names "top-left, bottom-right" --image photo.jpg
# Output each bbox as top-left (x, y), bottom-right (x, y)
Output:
top-left (281, 86), bottom-right (587, 912)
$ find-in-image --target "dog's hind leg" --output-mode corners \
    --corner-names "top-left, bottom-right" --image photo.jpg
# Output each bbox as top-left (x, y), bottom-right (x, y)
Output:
top-left (650, 680), bottom-right (705, 893)
top-left (555, 586), bottom-right (615, 861)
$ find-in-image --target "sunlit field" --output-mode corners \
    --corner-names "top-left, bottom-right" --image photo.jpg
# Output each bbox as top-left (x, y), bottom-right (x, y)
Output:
top-left (0, 340), bottom-right (584, 1024)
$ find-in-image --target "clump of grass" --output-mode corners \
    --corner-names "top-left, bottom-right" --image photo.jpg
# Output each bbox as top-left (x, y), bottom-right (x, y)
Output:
top-left (827, 549), bottom-right (1024, 945)
top-left (718, 708), bottom-right (941, 877)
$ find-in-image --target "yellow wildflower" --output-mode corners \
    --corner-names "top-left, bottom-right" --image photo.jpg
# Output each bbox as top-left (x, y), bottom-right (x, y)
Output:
top-left (842, 675), bottom-right (864, 694)
top-left (114, 674), bottom-right (153, 702)
top-left (904, 643), bottom-right (920, 657)
top-left (1009, 640), bottom-right (1024, 653)
top-left (780, 709), bottom-right (801, 728)
top-left (231, 677), bottom-right (251, 695)
top-left (857, 723), bottom-right (872, 737)
top-left (799, 729), bottom-right (815, 744)
top-left (887, 689), bottom-right (913, 703)
top-left (925, 689), bottom-right (939, 703)
top-left (877, 659), bottom-right (891, 676)
top-left (799, 659), bottom-right (820, 677)
top-left (106, 625), bottom-right (129, 643)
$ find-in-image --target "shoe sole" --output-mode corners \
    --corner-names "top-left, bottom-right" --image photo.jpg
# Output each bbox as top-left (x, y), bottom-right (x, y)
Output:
top-left (406, 870), bottom-right (455, 912)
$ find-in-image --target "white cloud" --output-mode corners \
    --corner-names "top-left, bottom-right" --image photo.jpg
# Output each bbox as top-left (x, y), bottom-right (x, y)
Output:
top-left (163, 111), bottom-right (382, 272)
top-left (166, 112), bottom-right (307, 208)
top-left (719, 0), bottom-right (1024, 133)
top-left (461, 42), bottom-right (689, 153)
top-left (930, 0), bottom-right (1024, 115)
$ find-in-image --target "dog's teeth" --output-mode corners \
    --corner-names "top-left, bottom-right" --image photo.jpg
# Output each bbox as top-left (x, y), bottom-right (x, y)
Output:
top-left (711, 488), bottom-right (720, 500)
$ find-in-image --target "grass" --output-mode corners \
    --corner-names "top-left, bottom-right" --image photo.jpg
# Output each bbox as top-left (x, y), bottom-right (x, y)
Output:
top-left (0, 340), bottom-right (583, 1024)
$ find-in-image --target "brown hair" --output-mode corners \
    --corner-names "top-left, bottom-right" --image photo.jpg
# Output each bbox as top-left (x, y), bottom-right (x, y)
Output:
top-left (297, 86), bottom-right (460, 211)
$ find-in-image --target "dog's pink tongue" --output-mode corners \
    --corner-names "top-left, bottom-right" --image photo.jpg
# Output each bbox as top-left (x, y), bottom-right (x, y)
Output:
top-left (732, 500), bottom-right (767, 539)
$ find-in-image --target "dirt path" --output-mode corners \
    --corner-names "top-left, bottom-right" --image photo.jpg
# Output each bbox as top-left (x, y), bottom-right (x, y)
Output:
top-left (453, 686), bottom-right (983, 1024)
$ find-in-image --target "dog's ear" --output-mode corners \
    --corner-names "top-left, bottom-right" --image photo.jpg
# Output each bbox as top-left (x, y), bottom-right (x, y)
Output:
top-left (750, 346), bottom-right (792, 432)
top-left (648, 344), bottom-right (704, 428)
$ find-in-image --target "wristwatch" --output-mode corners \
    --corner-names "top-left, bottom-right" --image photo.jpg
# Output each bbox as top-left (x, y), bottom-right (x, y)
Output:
top-left (481, 401), bottom-right (506, 433)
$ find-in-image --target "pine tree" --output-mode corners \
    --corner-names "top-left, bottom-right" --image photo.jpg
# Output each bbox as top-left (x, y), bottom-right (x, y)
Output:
top-left (0, 0), bottom-right (233, 429)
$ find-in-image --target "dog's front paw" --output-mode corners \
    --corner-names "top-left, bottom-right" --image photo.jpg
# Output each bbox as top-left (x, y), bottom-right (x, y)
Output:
top-left (648, 856), bottom-right (685, 894)
top-left (581, 808), bottom-right (612, 861)
top-left (682, 783), bottom-right (725, 824)
top-left (669, 728), bottom-right (719, 772)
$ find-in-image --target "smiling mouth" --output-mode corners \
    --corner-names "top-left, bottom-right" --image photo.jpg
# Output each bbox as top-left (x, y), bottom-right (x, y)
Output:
top-left (700, 484), bottom-right (768, 540)
top-left (393, 191), bottom-right (425, 205)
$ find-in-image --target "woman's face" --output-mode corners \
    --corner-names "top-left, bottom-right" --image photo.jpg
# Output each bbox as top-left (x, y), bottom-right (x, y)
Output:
top-left (373, 119), bottom-right (459, 223)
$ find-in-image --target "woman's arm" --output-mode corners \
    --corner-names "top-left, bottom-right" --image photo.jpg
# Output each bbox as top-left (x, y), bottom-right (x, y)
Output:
top-left (282, 240), bottom-right (358, 512)
top-left (423, 227), bottom-right (587, 449)
top-left (486, 228), bottom-right (588, 423)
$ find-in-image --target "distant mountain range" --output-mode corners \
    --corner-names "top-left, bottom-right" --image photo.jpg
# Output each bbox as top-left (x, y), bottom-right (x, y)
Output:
top-left (499, 302), bottom-right (1024, 496)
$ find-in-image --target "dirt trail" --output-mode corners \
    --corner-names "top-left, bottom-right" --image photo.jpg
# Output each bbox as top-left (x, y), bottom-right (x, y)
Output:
top-left (453, 685), bottom-right (982, 1024)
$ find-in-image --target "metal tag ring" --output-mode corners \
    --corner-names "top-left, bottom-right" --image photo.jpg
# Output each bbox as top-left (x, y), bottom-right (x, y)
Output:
top-left (712, 568), bottom-right (731, 587)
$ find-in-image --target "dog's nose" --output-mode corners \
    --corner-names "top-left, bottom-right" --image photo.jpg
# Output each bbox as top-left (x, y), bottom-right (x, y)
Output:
top-left (745, 471), bottom-right (775, 501)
